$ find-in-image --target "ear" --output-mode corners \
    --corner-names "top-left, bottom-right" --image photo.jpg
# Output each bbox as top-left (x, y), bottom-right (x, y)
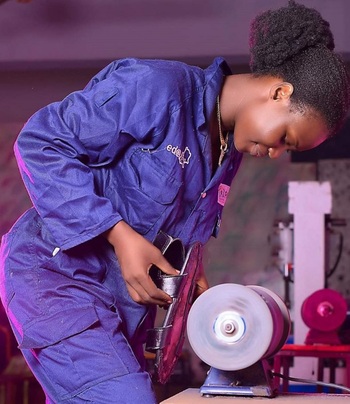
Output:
top-left (270, 82), bottom-right (294, 101)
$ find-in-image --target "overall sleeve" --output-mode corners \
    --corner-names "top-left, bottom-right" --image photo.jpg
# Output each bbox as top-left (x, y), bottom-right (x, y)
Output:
top-left (15, 59), bottom-right (165, 250)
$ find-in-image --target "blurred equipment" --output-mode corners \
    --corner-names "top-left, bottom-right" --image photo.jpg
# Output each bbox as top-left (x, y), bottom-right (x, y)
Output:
top-left (270, 220), bottom-right (294, 309)
top-left (274, 343), bottom-right (350, 393)
top-left (301, 288), bottom-right (348, 345)
top-left (270, 216), bottom-right (346, 309)
top-left (187, 283), bottom-right (291, 398)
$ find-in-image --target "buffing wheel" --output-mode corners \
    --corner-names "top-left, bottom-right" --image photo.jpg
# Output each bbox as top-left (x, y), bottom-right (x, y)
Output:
top-left (187, 283), bottom-right (277, 370)
top-left (247, 285), bottom-right (290, 358)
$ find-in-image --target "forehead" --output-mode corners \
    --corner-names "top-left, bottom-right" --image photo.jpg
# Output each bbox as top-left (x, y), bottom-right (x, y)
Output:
top-left (288, 109), bottom-right (329, 151)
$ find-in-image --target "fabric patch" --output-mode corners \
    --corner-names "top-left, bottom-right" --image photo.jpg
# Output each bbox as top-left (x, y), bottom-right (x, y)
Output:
top-left (218, 184), bottom-right (230, 206)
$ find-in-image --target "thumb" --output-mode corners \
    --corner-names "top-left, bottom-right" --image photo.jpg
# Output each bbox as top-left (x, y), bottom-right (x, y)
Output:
top-left (154, 254), bottom-right (180, 276)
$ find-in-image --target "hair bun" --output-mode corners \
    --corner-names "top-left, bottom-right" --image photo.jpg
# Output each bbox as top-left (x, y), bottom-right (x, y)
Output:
top-left (249, 0), bottom-right (334, 72)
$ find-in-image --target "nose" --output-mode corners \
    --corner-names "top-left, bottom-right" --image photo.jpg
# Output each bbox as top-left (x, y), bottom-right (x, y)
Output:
top-left (268, 146), bottom-right (287, 159)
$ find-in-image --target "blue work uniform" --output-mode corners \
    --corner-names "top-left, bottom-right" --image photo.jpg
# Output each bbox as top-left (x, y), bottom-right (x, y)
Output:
top-left (0, 57), bottom-right (242, 403)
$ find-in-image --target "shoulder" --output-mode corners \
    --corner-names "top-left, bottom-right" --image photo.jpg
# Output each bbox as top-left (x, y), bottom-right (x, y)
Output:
top-left (89, 58), bottom-right (198, 82)
top-left (86, 57), bottom-right (230, 94)
top-left (87, 58), bottom-right (209, 93)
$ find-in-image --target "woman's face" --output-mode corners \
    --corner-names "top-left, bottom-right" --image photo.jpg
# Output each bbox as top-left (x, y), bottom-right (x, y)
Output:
top-left (232, 88), bottom-right (329, 159)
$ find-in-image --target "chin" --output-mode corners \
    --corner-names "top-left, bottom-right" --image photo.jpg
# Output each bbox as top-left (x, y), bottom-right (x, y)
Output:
top-left (233, 141), bottom-right (244, 153)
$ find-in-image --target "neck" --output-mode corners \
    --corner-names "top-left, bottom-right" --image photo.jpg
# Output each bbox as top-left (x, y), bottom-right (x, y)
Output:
top-left (219, 74), bottom-right (252, 130)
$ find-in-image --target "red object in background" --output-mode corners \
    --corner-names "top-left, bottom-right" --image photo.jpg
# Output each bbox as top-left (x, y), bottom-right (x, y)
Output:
top-left (301, 288), bottom-right (348, 345)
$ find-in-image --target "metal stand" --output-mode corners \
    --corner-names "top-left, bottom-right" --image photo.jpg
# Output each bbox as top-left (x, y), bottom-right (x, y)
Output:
top-left (199, 359), bottom-right (278, 398)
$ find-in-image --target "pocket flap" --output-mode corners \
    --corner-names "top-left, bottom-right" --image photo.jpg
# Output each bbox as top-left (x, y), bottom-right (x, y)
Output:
top-left (19, 305), bottom-right (99, 349)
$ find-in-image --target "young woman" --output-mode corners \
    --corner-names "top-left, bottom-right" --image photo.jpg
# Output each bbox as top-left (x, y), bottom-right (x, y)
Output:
top-left (1, 1), bottom-right (349, 403)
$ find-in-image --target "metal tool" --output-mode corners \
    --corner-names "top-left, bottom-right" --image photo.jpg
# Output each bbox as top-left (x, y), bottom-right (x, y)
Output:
top-left (146, 232), bottom-right (203, 384)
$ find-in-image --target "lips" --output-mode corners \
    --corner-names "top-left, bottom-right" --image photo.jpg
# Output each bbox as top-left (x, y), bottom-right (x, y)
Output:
top-left (250, 143), bottom-right (267, 157)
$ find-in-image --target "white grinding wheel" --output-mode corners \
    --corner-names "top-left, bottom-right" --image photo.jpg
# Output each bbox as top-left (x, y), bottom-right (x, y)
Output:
top-left (187, 283), bottom-right (274, 371)
top-left (247, 285), bottom-right (291, 358)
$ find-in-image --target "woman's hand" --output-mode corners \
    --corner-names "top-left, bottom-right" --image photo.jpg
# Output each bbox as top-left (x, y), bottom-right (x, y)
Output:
top-left (193, 260), bottom-right (209, 301)
top-left (104, 221), bottom-right (179, 305)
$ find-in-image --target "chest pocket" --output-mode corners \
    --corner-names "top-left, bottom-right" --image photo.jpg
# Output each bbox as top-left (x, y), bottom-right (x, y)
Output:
top-left (106, 148), bottom-right (182, 235)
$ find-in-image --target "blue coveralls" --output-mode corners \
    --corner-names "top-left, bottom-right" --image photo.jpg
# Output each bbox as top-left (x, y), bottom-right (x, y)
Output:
top-left (0, 57), bottom-right (242, 403)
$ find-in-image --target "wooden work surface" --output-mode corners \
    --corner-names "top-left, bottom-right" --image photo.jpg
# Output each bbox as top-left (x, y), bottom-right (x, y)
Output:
top-left (161, 389), bottom-right (350, 403)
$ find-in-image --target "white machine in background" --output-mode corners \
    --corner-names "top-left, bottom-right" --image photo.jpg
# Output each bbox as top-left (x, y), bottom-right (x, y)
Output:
top-left (288, 181), bottom-right (332, 348)
top-left (273, 181), bottom-right (348, 383)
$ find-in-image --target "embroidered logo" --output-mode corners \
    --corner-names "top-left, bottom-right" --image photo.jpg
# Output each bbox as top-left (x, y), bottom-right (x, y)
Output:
top-left (218, 183), bottom-right (230, 206)
top-left (166, 144), bottom-right (192, 168)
